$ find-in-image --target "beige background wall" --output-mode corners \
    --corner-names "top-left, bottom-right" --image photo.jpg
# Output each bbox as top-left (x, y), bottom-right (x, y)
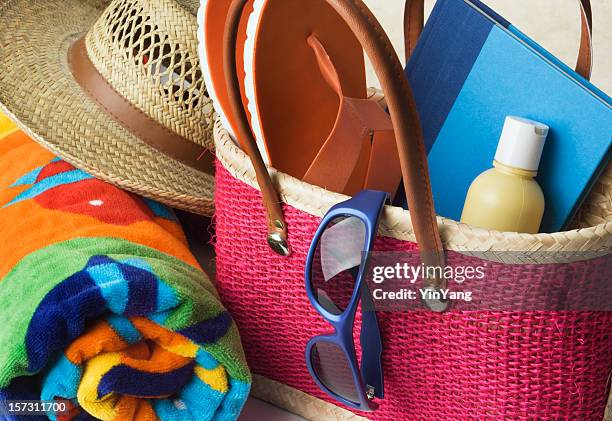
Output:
top-left (362, 0), bottom-right (611, 95)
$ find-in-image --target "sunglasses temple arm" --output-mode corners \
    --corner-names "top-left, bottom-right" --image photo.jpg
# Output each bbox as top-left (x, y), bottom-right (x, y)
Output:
top-left (359, 285), bottom-right (384, 399)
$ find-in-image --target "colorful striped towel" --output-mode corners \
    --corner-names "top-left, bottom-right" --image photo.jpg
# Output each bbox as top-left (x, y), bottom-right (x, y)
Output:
top-left (0, 113), bottom-right (251, 421)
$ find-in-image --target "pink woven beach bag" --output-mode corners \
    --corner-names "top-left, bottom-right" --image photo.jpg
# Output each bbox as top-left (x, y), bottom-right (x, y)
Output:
top-left (213, 0), bottom-right (612, 419)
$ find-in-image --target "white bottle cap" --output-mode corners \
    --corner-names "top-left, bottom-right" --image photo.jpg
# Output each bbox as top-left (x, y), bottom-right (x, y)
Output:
top-left (494, 116), bottom-right (549, 172)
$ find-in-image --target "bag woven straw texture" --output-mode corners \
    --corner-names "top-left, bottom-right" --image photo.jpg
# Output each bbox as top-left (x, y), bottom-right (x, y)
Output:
top-left (213, 116), bottom-right (612, 420)
top-left (214, 118), bottom-right (612, 264)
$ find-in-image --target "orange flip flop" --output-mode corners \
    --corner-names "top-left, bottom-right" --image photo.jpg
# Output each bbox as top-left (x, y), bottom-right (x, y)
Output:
top-left (198, 0), bottom-right (255, 141)
top-left (302, 36), bottom-right (401, 198)
top-left (243, 0), bottom-right (366, 170)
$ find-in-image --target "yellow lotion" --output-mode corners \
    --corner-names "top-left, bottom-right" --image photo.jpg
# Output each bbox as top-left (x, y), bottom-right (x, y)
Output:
top-left (461, 116), bottom-right (549, 234)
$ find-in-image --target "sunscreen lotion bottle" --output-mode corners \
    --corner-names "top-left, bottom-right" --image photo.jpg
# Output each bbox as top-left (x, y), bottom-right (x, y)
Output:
top-left (460, 116), bottom-right (549, 233)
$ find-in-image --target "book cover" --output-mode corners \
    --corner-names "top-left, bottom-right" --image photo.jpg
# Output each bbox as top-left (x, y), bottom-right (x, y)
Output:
top-left (405, 0), bottom-right (612, 233)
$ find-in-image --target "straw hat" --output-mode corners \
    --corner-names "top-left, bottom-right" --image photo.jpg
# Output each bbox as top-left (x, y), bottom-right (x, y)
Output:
top-left (0, 0), bottom-right (216, 215)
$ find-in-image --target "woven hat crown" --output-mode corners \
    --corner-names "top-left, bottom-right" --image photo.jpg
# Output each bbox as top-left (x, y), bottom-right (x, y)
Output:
top-left (85, 0), bottom-right (213, 148)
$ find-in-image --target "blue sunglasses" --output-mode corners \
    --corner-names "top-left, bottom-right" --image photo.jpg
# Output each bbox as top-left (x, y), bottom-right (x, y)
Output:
top-left (304, 190), bottom-right (388, 411)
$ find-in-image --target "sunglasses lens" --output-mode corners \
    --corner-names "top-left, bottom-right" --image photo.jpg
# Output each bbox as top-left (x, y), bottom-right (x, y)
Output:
top-left (310, 341), bottom-right (360, 403)
top-left (310, 216), bottom-right (366, 315)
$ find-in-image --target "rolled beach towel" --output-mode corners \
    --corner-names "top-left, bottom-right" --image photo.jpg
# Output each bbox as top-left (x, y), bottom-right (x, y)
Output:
top-left (0, 114), bottom-right (251, 420)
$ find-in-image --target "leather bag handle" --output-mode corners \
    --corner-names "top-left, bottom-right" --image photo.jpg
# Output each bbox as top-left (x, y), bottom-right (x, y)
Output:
top-left (223, 0), bottom-right (446, 282)
top-left (403, 0), bottom-right (593, 80)
top-left (224, 0), bottom-right (290, 256)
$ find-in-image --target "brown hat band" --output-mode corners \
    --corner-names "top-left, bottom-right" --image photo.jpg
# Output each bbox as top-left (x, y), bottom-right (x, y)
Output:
top-left (68, 36), bottom-right (214, 174)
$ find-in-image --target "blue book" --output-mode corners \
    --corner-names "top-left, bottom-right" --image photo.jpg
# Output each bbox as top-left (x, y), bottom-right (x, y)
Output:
top-left (404, 0), bottom-right (612, 233)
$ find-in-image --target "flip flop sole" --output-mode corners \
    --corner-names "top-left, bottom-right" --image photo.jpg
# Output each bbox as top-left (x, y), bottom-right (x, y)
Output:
top-left (198, 0), bottom-right (254, 142)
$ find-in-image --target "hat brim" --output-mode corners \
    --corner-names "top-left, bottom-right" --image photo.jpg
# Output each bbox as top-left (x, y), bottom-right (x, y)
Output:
top-left (0, 0), bottom-right (215, 216)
